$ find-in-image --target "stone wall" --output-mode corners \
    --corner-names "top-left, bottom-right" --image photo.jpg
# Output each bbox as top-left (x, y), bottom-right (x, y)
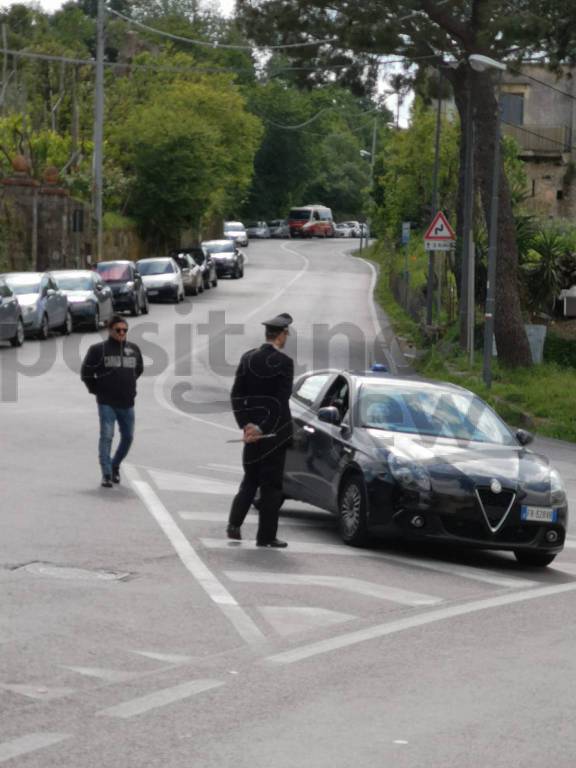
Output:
top-left (102, 225), bottom-right (146, 263)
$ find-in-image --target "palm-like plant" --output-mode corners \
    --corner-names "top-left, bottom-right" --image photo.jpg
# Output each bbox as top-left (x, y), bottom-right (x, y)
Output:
top-left (522, 230), bottom-right (567, 314)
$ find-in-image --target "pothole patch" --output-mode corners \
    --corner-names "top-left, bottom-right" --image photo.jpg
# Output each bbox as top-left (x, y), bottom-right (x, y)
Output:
top-left (15, 562), bottom-right (133, 582)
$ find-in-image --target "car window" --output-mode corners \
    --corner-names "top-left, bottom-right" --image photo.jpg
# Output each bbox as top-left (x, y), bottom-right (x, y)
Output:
top-left (138, 260), bottom-right (174, 275)
top-left (96, 263), bottom-right (131, 281)
top-left (0, 280), bottom-right (11, 298)
top-left (293, 373), bottom-right (332, 406)
top-left (5, 276), bottom-right (41, 294)
top-left (54, 275), bottom-right (94, 291)
top-left (319, 375), bottom-right (350, 420)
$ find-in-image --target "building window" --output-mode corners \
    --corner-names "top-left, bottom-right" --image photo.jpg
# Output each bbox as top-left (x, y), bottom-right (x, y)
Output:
top-left (557, 190), bottom-right (564, 200)
top-left (501, 93), bottom-right (524, 125)
top-left (532, 180), bottom-right (536, 197)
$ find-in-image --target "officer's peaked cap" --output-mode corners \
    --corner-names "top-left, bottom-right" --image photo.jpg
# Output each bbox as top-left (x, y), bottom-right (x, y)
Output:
top-left (262, 312), bottom-right (293, 330)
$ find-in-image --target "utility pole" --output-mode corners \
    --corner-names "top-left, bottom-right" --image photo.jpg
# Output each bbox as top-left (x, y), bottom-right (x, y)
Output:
top-left (426, 66), bottom-right (443, 326)
top-left (92, 0), bottom-right (105, 263)
top-left (459, 76), bottom-right (474, 353)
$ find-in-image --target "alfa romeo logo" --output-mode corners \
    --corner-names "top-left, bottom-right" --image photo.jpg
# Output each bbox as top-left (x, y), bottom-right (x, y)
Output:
top-left (490, 479), bottom-right (502, 494)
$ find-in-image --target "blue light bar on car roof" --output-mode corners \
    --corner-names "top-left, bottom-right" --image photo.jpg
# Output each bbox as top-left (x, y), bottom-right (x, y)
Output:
top-left (371, 363), bottom-right (388, 372)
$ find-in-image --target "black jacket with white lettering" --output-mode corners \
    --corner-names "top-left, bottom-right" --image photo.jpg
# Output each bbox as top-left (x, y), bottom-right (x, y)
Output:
top-left (81, 338), bottom-right (143, 408)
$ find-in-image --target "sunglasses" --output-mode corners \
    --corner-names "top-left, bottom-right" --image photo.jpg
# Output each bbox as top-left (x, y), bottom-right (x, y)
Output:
top-left (112, 327), bottom-right (128, 334)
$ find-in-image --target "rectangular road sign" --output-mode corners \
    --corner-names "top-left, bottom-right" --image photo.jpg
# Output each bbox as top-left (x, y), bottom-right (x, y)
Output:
top-left (425, 239), bottom-right (455, 251)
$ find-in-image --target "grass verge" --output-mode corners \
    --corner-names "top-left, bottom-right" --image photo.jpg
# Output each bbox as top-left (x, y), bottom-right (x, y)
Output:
top-left (359, 241), bottom-right (576, 443)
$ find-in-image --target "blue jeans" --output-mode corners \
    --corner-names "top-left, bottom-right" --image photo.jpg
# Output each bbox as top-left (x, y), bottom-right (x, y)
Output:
top-left (98, 404), bottom-right (135, 477)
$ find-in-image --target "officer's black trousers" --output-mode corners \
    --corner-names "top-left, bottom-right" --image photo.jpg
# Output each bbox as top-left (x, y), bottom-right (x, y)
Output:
top-left (228, 444), bottom-right (286, 544)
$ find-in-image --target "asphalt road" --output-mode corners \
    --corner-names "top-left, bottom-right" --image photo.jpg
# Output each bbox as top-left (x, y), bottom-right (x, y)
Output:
top-left (1, 238), bottom-right (576, 768)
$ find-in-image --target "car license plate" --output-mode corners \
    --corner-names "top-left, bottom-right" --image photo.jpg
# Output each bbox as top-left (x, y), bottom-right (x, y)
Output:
top-left (520, 505), bottom-right (558, 523)
top-left (148, 290), bottom-right (159, 296)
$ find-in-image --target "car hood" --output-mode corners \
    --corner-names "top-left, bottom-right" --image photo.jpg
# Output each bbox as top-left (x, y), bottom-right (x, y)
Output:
top-left (141, 273), bottom-right (177, 283)
top-left (16, 294), bottom-right (40, 307)
top-left (211, 252), bottom-right (236, 259)
top-left (62, 290), bottom-right (93, 300)
top-left (366, 429), bottom-right (551, 489)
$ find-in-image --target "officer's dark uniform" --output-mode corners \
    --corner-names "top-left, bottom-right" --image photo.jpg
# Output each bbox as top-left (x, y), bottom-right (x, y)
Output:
top-left (227, 313), bottom-right (294, 547)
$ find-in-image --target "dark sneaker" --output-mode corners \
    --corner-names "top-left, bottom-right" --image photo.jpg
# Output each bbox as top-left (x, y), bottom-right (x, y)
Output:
top-left (256, 538), bottom-right (288, 548)
top-left (227, 526), bottom-right (242, 541)
top-left (112, 466), bottom-right (120, 484)
top-left (101, 475), bottom-right (113, 488)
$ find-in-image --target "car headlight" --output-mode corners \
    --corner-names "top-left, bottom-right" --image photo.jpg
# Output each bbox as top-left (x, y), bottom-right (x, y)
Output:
top-left (388, 453), bottom-right (431, 492)
top-left (23, 304), bottom-right (36, 314)
top-left (550, 468), bottom-right (566, 505)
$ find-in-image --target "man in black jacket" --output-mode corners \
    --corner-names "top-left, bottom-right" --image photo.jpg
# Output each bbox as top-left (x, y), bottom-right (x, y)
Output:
top-left (81, 315), bottom-right (144, 488)
top-left (227, 313), bottom-right (294, 548)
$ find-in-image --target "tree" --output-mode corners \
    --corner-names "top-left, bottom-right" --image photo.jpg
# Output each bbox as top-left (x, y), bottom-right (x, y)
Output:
top-left (236, 0), bottom-right (570, 368)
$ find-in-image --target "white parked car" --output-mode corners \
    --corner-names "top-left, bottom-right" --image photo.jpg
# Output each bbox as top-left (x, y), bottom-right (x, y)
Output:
top-left (334, 222), bottom-right (356, 238)
top-left (223, 221), bottom-right (249, 247)
top-left (246, 221), bottom-right (270, 239)
top-left (268, 219), bottom-right (290, 238)
top-left (136, 257), bottom-right (185, 303)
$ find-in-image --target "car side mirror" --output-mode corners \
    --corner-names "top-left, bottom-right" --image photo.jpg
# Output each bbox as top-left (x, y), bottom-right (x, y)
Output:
top-left (516, 429), bottom-right (534, 446)
top-left (318, 406), bottom-right (341, 425)
top-left (46, 288), bottom-right (56, 297)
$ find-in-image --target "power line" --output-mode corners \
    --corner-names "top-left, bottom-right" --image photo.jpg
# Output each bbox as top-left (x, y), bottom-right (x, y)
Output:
top-left (502, 119), bottom-right (574, 153)
top-left (107, 8), bottom-right (337, 51)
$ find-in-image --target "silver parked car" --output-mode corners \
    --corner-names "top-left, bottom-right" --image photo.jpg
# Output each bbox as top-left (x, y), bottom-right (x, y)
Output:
top-left (246, 221), bottom-right (270, 239)
top-left (0, 276), bottom-right (24, 346)
top-left (268, 219), bottom-right (290, 238)
top-left (223, 221), bottom-right (249, 247)
top-left (52, 269), bottom-right (114, 331)
top-left (4, 272), bottom-right (71, 339)
top-left (172, 252), bottom-right (206, 296)
top-left (202, 240), bottom-right (245, 279)
top-left (136, 257), bottom-right (185, 303)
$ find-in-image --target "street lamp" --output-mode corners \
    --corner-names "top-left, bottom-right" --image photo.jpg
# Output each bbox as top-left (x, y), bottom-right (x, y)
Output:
top-left (468, 54), bottom-right (507, 388)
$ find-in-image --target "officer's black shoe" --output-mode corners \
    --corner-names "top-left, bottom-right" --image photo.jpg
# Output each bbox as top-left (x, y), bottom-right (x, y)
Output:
top-left (112, 466), bottom-right (121, 484)
top-left (256, 538), bottom-right (288, 548)
top-left (227, 526), bottom-right (242, 541)
top-left (101, 475), bottom-right (113, 488)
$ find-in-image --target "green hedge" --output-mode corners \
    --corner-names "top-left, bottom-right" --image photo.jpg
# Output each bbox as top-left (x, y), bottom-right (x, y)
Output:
top-left (544, 332), bottom-right (576, 368)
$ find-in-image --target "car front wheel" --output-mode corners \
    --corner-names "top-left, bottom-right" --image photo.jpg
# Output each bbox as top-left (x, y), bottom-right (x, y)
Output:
top-left (60, 310), bottom-right (73, 335)
top-left (131, 296), bottom-right (141, 316)
top-left (91, 307), bottom-right (100, 332)
top-left (38, 314), bottom-right (49, 340)
top-left (514, 550), bottom-right (557, 567)
top-left (10, 318), bottom-right (24, 347)
top-left (338, 475), bottom-right (369, 546)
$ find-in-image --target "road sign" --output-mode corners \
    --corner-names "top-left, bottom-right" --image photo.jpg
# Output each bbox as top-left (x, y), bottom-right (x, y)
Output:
top-left (424, 211), bottom-right (455, 251)
top-left (401, 221), bottom-right (411, 245)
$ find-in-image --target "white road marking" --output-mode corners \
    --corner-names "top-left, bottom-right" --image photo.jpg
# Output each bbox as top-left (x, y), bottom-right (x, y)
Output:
top-left (0, 733), bottom-right (70, 763)
top-left (148, 469), bottom-right (237, 496)
top-left (124, 464), bottom-right (265, 645)
top-left (265, 581), bottom-right (576, 665)
top-left (131, 651), bottom-right (193, 664)
top-left (259, 607), bottom-right (356, 636)
top-left (203, 463), bottom-right (243, 474)
top-left (0, 684), bottom-right (74, 701)
top-left (63, 666), bottom-right (135, 683)
top-left (97, 679), bottom-right (224, 719)
top-left (225, 570), bottom-right (442, 607)
top-left (205, 538), bottom-right (533, 589)
top-left (550, 562), bottom-right (576, 577)
top-left (356, 256), bottom-right (396, 373)
top-left (179, 511), bottom-right (322, 527)
top-left (563, 538), bottom-right (576, 549)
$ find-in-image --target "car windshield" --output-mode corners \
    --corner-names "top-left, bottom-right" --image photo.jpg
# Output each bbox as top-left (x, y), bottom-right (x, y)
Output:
top-left (54, 275), bottom-right (93, 291)
top-left (224, 222), bottom-right (244, 232)
top-left (204, 242), bottom-right (234, 254)
top-left (5, 276), bottom-right (41, 294)
top-left (358, 384), bottom-right (516, 445)
top-left (289, 209), bottom-right (311, 221)
top-left (97, 264), bottom-right (131, 281)
top-left (138, 260), bottom-right (174, 275)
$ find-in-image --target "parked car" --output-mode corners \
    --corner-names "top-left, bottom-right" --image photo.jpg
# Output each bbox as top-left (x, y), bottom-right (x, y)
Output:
top-left (268, 219), bottom-right (291, 238)
top-left (171, 252), bottom-right (205, 296)
top-left (136, 257), bottom-right (185, 303)
top-left (334, 222), bottom-right (356, 238)
top-left (282, 369), bottom-right (567, 567)
top-left (0, 276), bottom-right (24, 346)
top-left (95, 260), bottom-right (148, 317)
top-left (52, 269), bottom-right (114, 331)
top-left (223, 221), bottom-right (249, 247)
top-left (288, 205), bottom-right (334, 238)
top-left (186, 246), bottom-right (218, 290)
top-left (246, 221), bottom-right (270, 239)
top-left (3, 272), bottom-right (71, 339)
top-left (202, 239), bottom-right (245, 279)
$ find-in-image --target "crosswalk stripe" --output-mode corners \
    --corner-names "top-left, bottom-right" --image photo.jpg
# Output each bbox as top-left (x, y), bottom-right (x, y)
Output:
top-left (259, 606), bottom-right (356, 636)
top-left (202, 464), bottom-right (243, 474)
top-left (147, 469), bottom-right (237, 496)
top-left (0, 733), bottom-right (70, 763)
top-left (179, 511), bottom-right (323, 527)
top-left (131, 651), bottom-right (194, 664)
top-left (203, 538), bottom-right (534, 589)
top-left (97, 679), bottom-right (224, 719)
top-left (225, 571), bottom-right (442, 606)
top-left (63, 666), bottom-right (135, 683)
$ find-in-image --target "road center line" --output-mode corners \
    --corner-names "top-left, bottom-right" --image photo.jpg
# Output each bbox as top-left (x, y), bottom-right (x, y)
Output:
top-left (265, 581), bottom-right (576, 665)
top-left (124, 464), bottom-right (265, 645)
top-left (97, 679), bottom-right (224, 719)
top-left (0, 733), bottom-right (71, 763)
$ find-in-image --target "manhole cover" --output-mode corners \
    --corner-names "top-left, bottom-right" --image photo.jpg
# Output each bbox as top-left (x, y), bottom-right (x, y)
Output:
top-left (20, 563), bottom-right (131, 582)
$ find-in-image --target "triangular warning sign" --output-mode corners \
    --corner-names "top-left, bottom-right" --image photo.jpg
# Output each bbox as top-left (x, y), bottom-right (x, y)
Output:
top-left (424, 211), bottom-right (455, 241)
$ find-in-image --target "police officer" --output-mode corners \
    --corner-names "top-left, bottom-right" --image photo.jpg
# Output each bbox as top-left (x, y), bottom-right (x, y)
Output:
top-left (227, 313), bottom-right (294, 548)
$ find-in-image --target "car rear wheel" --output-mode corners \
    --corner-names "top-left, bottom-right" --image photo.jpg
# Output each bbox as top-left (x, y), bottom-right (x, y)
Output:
top-left (338, 475), bottom-right (369, 546)
top-left (38, 313), bottom-right (49, 340)
top-left (131, 296), bottom-right (141, 316)
top-left (211, 276), bottom-right (218, 288)
top-left (141, 294), bottom-right (149, 314)
top-left (10, 318), bottom-right (24, 347)
top-left (514, 550), bottom-right (557, 567)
